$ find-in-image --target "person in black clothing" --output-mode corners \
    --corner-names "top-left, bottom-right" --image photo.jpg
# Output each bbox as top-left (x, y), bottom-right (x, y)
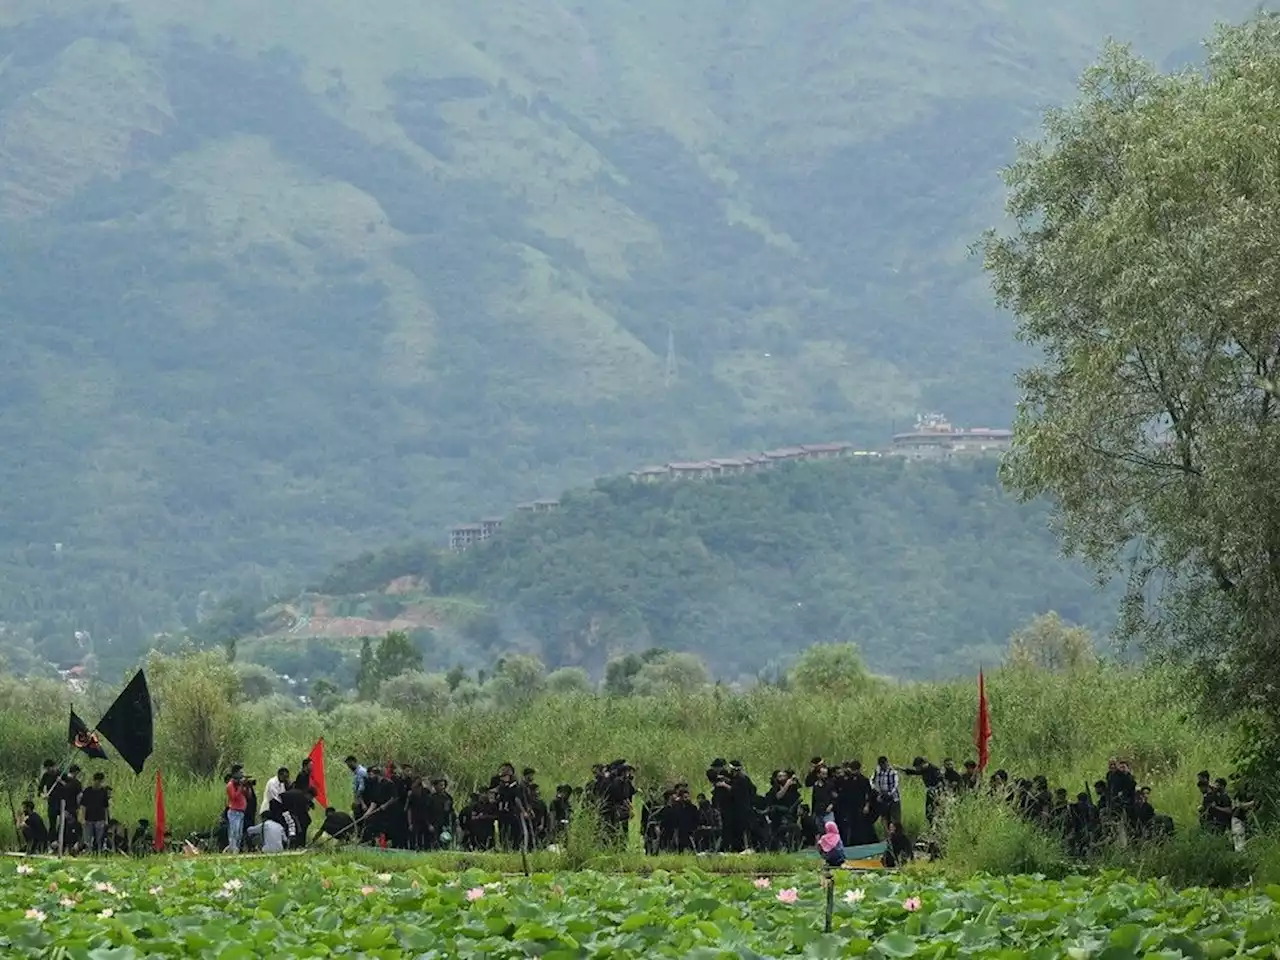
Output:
top-left (1030, 776), bottom-right (1053, 827)
top-left (693, 793), bottom-right (719, 852)
top-left (406, 778), bottom-right (433, 850)
top-left (658, 784), bottom-right (699, 853)
top-left (242, 777), bottom-right (259, 832)
top-left (472, 789), bottom-right (499, 850)
top-left (805, 758), bottom-right (834, 825)
top-left (55, 808), bottom-right (83, 854)
top-left (837, 761), bottom-right (878, 846)
top-left (1048, 788), bottom-right (1070, 836)
top-left (492, 763), bottom-right (528, 850)
top-left (942, 759), bottom-right (963, 795)
top-left (1202, 779), bottom-right (1233, 833)
top-left (550, 784), bottom-right (572, 843)
top-left (51, 765), bottom-right (83, 848)
top-left (1105, 758), bottom-right (1137, 822)
top-left (602, 762), bottom-right (637, 847)
top-left (1132, 786), bottom-right (1156, 837)
top-left (38, 760), bottom-right (60, 831)
top-left (961, 760), bottom-right (980, 792)
top-left (428, 778), bottom-right (456, 849)
top-left (642, 790), bottom-right (667, 854)
top-left (280, 784), bottom-right (316, 848)
top-left (130, 819), bottom-right (153, 856)
top-left (882, 820), bottom-right (913, 868)
top-left (902, 757), bottom-right (945, 827)
top-left (1196, 772), bottom-right (1214, 829)
top-left (295, 757), bottom-right (314, 794)
top-left (320, 806), bottom-right (355, 842)
top-left (527, 783), bottom-right (550, 846)
top-left (18, 800), bottom-right (47, 853)
top-left (762, 769), bottom-right (802, 851)
top-left (80, 772), bottom-right (111, 853)
top-left (1067, 792), bottom-right (1099, 857)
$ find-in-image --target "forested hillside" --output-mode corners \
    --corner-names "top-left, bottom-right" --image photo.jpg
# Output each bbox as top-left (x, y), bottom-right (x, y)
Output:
top-left (216, 458), bottom-right (1117, 684)
top-left (0, 2), bottom-right (1248, 667)
top-left (438, 458), bottom-right (1115, 679)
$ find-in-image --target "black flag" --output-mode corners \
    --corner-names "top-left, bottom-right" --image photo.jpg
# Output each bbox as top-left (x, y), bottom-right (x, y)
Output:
top-left (68, 708), bottom-right (109, 761)
top-left (95, 670), bottom-right (154, 775)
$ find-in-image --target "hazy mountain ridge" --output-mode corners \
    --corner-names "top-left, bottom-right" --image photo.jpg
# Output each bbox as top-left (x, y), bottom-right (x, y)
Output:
top-left (0, 1), bottom-right (1254, 666)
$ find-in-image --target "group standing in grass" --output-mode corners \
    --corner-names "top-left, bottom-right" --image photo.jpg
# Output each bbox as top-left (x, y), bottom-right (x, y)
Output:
top-left (13, 752), bottom-right (1257, 859)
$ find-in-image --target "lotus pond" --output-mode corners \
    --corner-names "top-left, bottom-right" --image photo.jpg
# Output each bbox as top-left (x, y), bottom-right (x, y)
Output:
top-left (2, 857), bottom-right (1279, 958)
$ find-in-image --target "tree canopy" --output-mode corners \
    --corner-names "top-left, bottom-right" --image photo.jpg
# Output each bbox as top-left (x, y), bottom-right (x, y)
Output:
top-left (982, 13), bottom-right (1280, 743)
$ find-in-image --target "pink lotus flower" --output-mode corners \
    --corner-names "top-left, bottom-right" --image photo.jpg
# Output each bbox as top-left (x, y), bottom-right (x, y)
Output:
top-left (59, 897), bottom-right (76, 908)
top-left (753, 877), bottom-right (771, 889)
top-left (16, 864), bottom-right (33, 875)
top-left (24, 908), bottom-right (45, 922)
top-left (466, 887), bottom-right (485, 902)
top-left (148, 886), bottom-right (163, 896)
top-left (98, 908), bottom-right (114, 919)
top-left (777, 888), bottom-right (798, 904)
top-left (903, 896), bottom-right (922, 912)
top-left (360, 885), bottom-right (377, 896)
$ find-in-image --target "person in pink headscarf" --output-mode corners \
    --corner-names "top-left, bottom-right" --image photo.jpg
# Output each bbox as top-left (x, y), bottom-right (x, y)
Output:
top-left (817, 819), bottom-right (846, 867)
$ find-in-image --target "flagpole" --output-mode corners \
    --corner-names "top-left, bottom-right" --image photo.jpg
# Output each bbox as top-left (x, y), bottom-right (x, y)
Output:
top-left (56, 800), bottom-right (66, 856)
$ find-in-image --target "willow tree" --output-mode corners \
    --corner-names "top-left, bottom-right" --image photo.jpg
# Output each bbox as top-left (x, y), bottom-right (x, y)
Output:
top-left (982, 15), bottom-right (1280, 759)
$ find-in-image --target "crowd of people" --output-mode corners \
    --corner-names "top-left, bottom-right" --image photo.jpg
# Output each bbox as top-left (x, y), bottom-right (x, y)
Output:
top-left (18, 762), bottom-right (152, 855)
top-left (15, 751), bottom-right (1255, 859)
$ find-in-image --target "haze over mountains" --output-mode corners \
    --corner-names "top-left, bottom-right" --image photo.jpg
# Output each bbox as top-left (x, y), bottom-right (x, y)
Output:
top-left (0, 2), bottom-right (1255, 670)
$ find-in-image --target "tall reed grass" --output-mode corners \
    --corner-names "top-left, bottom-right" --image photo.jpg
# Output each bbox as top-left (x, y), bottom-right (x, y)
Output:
top-left (0, 663), bottom-right (1231, 844)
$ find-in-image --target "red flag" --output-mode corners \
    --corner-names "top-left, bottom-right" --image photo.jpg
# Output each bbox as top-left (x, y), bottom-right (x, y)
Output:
top-left (385, 759), bottom-right (394, 778)
top-left (153, 769), bottom-right (166, 853)
top-left (975, 669), bottom-right (992, 773)
top-left (307, 739), bottom-right (328, 808)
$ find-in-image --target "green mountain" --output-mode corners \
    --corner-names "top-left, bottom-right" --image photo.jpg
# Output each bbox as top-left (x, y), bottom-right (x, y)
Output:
top-left (225, 457), bottom-right (1118, 683)
top-left (0, 2), bottom-right (1252, 667)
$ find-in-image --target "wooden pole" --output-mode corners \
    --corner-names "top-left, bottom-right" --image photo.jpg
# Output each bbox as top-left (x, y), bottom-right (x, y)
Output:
top-left (56, 800), bottom-right (66, 856)
top-left (823, 867), bottom-right (834, 933)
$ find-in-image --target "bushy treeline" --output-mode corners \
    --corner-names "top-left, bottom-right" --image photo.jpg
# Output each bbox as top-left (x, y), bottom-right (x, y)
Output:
top-left (0, 644), bottom-right (1234, 847)
top-left (353, 458), bottom-right (1121, 679)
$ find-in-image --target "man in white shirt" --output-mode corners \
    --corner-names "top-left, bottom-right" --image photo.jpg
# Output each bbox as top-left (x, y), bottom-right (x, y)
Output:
top-left (260, 767), bottom-right (290, 814)
top-left (247, 817), bottom-right (286, 852)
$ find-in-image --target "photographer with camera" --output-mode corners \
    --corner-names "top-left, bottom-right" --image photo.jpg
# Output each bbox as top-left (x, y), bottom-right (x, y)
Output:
top-left (225, 763), bottom-right (251, 853)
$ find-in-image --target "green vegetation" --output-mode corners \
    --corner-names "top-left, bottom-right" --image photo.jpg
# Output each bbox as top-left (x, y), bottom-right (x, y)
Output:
top-left (5, 857), bottom-right (1280, 957)
top-left (983, 12), bottom-right (1280, 796)
top-left (0, 2), bottom-right (1257, 671)
top-left (440, 458), bottom-right (1119, 678)
top-left (0, 647), bottom-right (1234, 841)
top-left (193, 458), bottom-right (1122, 682)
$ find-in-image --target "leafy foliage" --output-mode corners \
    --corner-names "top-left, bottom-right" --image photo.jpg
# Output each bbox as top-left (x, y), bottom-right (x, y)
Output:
top-left (982, 12), bottom-right (1280, 776)
top-left (3, 858), bottom-right (1280, 956)
top-left (441, 458), bottom-right (1118, 678)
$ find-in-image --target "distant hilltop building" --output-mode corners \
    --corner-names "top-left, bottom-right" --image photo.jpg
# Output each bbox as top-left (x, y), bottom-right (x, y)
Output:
top-left (449, 503), bottom-right (557, 551)
top-left (630, 442), bottom-right (865, 483)
top-left (448, 516), bottom-right (505, 552)
top-left (444, 419), bottom-right (1008, 551)
top-left (890, 413), bottom-right (1012, 458)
